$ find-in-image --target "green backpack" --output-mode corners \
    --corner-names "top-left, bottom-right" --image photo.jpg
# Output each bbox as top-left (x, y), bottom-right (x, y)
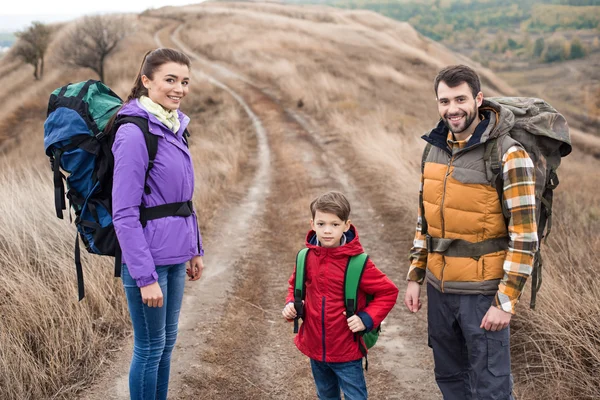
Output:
top-left (420, 97), bottom-right (571, 309)
top-left (293, 248), bottom-right (380, 364)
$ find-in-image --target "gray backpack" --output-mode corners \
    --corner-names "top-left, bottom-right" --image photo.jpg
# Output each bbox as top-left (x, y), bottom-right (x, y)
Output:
top-left (484, 97), bottom-right (571, 309)
top-left (420, 97), bottom-right (571, 309)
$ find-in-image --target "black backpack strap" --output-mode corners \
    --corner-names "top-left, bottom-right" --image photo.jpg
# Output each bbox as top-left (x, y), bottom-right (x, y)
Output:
top-left (420, 143), bottom-right (432, 236)
top-left (58, 83), bottom-right (70, 97)
top-left (52, 150), bottom-right (67, 219)
top-left (114, 244), bottom-right (122, 278)
top-left (143, 131), bottom-right (159, 195)
top-left (183, 128), bottom-right (190, 148)
top-left (139, 200), bottom-right (194, 228)
top-left (76, 80), bottom-right (96, 100)
top-left (74, 232), bottom-right (85, 301)
top-left (113, 116), bottom-right (158, 195)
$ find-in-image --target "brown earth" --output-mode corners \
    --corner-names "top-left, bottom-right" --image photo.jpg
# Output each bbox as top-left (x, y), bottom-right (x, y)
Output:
top-left (82, 18), bottom-right (439, 400)
top-left (5, 2), bottom-right (595, 399)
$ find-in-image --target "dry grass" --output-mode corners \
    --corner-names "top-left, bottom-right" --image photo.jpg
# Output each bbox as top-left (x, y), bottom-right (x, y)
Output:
top-left (2, 1), bottom-right (598, 398)
top-left (168, 3), bottom-right (600, 399)
top-left (0, 14), bottom-right (252, 400)
top-left (0, 158), bottom-right (130, 399)
top-left (511, 153), bottom-right (600, 400)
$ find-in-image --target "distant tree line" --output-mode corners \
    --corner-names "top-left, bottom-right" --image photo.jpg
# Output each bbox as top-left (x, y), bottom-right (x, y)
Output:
top-left (319, 0), bottom-right (600, 38)
top-left (487, 33), bottom-right (595, 62)
top-left (12, 22), bottom-right (52, 80)
top-left (9, 15), bottom-right (131, 82)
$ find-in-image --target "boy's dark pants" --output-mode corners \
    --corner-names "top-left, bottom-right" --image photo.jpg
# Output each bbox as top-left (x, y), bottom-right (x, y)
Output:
top-left (310, 358), bottom-right (367, 400)
top-left (427, 284), bottom-right (514, 400)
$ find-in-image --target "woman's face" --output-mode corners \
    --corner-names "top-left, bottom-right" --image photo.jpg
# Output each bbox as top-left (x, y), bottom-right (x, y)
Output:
top-left (142, 62), bottom-right (190, 110)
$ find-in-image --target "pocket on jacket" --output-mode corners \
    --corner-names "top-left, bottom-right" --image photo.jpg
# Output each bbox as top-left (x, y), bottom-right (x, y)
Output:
top-left (143, 220), bottom-right (158, 247)
top-left (146, 218), bottom-right (163, 249)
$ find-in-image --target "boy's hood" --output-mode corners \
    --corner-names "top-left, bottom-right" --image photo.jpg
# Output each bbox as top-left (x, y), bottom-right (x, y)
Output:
top-left (305, 224), bottom-right (364, 257)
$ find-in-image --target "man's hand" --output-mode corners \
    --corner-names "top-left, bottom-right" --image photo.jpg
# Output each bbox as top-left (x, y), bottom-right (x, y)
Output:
top-left (480, 305), bottom-right (512, 331)
top-left (404, 280), bottom-right (422, 313)
top-left (282, 302), bottom-right (298, 321)
top-left (187, 256), bottom-right (204, 281)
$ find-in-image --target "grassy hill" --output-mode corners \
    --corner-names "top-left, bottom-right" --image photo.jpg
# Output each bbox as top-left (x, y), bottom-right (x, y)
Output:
top-left (1, 2), bottom-right (599, 399)
top-left (286, 0), bottom-right (600, 133)
top-left (287, 0), bottom-right (600, 62)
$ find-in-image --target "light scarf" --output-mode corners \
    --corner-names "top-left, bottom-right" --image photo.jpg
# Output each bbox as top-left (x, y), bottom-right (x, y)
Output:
top-left (139, 96), bottom-right (181, 133)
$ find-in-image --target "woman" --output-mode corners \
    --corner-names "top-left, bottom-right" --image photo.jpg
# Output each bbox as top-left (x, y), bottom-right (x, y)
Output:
top-left (110, 48), bottom-right (204, 400)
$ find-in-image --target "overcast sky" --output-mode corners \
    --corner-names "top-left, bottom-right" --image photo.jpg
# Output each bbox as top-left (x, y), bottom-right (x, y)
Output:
top-left (2, 0), bottom-right (206, 32)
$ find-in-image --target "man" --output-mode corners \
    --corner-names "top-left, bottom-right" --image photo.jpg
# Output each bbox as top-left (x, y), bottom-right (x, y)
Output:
top-left (404, 65), bottom-right (538, 400)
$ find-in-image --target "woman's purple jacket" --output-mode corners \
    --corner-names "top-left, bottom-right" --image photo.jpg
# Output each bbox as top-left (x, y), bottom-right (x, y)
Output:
top-left (112, 99), bottom-right (203, 287)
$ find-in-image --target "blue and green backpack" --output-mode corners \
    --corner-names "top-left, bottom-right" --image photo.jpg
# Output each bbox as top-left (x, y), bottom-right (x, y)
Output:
top-left (43, 80), bottom-right (192, 300)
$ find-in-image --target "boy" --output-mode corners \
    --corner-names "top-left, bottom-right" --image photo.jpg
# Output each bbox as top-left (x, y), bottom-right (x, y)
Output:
top-left (282, 191), bottom-right (398, 399)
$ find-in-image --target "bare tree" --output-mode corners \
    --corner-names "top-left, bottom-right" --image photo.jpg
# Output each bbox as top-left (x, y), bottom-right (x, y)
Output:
top-left (58, 15), bottom-right (130, 82)
top-left (12, 21), bottom-right (52, 80)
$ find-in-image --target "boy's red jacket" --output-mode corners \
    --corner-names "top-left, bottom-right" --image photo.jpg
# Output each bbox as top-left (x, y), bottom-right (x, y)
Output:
top-left (285, 225), bottom-right (399, 362)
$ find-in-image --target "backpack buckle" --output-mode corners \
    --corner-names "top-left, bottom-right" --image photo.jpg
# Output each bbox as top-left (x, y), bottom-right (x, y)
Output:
top-left (95, 131), bottom-right (106, 140)
top-left (294, 299), bottom-right (304, 319)
top-left (426, 234), bottom-right (433, 251)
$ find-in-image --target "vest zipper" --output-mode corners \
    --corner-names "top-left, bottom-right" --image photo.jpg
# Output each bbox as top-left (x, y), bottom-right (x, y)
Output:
top-left (440, 154), bottom-right (455, 292)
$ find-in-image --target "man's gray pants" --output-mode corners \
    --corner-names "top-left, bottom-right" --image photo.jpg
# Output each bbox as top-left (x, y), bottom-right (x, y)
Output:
top-left (427, 284), bottom-right (514, 400)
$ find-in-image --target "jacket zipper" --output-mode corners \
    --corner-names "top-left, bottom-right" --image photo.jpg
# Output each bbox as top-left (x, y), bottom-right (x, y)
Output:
top-left (321, 296), bottom-right (326, 362)
top-left (439, 154), bottom-right (455, 292)
top-left (165, 132), bottom-right (195, 252)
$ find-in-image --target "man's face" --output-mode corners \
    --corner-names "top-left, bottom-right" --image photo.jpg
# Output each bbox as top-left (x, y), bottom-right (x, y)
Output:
top-left (437, 81), bottom-right (483, 136)
top-left (310, 210), bottom-right (350, 248)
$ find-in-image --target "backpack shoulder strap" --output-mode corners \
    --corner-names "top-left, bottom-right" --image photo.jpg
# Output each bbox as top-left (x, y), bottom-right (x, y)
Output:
top-left (344, 253), bottom-right (369, 318)
top-left (114, 115), bottom-right (158, 195)
top-left (293, 248), bottom-right (309, 333)
top-left (484, 138), bottom-right (509, 221)
top-left (419, 143), bottom-right (432, 236)
top-left (344, 252), bottom-right (371, 367)
top-left (183, 128), bottom-right (191, 148)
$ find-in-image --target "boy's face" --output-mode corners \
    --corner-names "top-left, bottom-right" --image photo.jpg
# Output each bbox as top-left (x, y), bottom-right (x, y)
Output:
top-left (310, 210), bottom-right (351, 248)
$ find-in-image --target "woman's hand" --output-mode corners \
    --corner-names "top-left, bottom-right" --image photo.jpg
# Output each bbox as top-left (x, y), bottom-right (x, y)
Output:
top-left (187, 256), bottom-right (204, 281)
top-left (140, 281), bottom-right (163, 308)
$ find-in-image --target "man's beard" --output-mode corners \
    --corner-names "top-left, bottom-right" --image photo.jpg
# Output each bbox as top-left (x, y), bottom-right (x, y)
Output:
top-left (443, 104), bottom-right (478, 134)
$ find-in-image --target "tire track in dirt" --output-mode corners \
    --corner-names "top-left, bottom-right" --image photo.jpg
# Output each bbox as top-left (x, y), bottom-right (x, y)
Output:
top-left (165, 21), bottom-right (438, 400)
top-left (81, 25), bottom-right (272, 400)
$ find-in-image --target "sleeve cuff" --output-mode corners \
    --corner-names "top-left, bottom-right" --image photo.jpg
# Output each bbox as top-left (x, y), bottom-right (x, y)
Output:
top-left (357, 311), bottom-right (374, 332)
top-left (493, 292), bottom-right (516, 315)
top-left (135, 270), bottom-right (159, 288)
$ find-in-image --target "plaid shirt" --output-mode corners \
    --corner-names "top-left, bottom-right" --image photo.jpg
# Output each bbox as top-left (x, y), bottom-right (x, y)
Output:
top-left (408, 131), bottom-right (538, 314)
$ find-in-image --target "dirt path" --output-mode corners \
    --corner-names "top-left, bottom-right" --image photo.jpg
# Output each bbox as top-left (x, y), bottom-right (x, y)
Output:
top-left (82, 20), bottom-right (438, 400)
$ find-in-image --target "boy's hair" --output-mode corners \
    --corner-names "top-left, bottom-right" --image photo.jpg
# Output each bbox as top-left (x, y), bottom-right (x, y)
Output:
top-left (310, 191), bottom-right (351, 221)
top-left (434, 64), bottom-right (481, 99)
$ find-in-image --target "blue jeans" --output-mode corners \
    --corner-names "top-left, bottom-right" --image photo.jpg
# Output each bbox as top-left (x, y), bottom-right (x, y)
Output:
top-left (310, 359), bottom-right (367, 400)
top-left (122, 263), bottom-right (187, 400)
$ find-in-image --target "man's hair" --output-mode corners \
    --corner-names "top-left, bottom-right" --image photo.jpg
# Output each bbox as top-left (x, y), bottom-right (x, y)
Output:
top-left (310, 191), bottom-right (351, 222)
top-left (434, 65), bottom-right (481, 99)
